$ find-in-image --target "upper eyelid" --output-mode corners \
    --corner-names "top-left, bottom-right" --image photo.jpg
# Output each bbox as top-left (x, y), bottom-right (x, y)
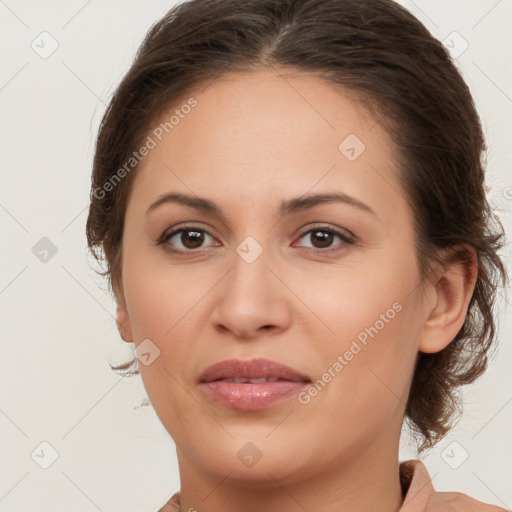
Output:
top-left (161, 224), bottom-right (218, 241)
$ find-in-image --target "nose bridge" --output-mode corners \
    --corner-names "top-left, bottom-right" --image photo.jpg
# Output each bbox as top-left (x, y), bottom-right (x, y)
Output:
top-left (229, 234), bottom-right (274, 301)
top-left (235, 234), bottom-right (266, 266)
top-left (210, 233), bottom-right (291, 337)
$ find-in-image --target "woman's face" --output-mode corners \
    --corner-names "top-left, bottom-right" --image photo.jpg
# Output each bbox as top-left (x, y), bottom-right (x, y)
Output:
top-left (117, 68), bottom-right (431, 482)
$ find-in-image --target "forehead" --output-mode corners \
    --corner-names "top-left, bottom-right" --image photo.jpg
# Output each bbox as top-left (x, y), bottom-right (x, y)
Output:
top-left (130, 67), bottom-right (407, 222)
top-left (146, 67), bottom-right (382, 163)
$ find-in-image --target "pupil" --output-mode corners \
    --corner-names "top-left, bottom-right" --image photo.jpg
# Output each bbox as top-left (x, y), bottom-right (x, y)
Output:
top-left (312, 230), bottom-right (332, 248)
top-left (183, 230), bottom-right (204, 248)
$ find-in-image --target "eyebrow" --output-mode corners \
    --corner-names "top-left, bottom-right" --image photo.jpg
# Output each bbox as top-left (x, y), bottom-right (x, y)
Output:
top-left (146, 191), bottom-right (377, 219)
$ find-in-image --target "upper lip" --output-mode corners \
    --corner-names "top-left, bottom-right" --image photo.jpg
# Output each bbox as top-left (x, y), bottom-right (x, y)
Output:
top-left (198, 358), bottom-right (311, 383)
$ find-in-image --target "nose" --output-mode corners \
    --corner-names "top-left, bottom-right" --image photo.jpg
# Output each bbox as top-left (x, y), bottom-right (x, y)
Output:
top-left (210, 248), bottom-right (292, 340)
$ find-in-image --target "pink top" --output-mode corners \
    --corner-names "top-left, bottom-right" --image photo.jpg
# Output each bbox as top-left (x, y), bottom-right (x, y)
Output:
top-left (158, 459), bottom-right (509, 511)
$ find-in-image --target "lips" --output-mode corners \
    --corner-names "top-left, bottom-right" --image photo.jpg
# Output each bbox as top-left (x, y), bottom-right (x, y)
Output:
top-left (198, 358), bottom-right (311, 384)
top-left (198, 358), bottom-right (312, 410)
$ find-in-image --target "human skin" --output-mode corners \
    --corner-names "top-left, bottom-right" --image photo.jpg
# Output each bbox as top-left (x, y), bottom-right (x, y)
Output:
top-left (115, 67), bottom-right (477, 512)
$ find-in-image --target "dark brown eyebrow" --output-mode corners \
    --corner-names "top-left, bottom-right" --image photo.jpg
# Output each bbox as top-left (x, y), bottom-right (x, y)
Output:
top-left (146, 191), bottom-right (377, 219)
top-left (279, 192), bottom-right (377, 218)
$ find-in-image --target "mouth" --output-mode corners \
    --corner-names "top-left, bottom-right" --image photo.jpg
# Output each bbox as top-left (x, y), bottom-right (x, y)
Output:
top-left (211, 377), bottom-right (288, 383)
top-left (198, 358), bottom-right (312, 411)
top-left (198, 358), bottom-right (312, 384)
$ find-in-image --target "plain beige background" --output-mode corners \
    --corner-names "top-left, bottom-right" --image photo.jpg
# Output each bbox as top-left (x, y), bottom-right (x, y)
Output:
top-left (0, 1), bottom-right (511, 510)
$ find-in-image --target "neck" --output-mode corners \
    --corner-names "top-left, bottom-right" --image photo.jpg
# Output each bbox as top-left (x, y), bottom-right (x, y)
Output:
top-left (174, 433), bottom-right (405, 512)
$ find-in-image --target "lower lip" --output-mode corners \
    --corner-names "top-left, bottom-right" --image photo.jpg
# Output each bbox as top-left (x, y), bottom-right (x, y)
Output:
top-left (199, 380), bottom-right (309, 410)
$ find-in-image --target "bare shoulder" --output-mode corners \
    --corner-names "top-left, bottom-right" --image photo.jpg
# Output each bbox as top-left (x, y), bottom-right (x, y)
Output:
top-left (426, 490), bottom-right (509, 511)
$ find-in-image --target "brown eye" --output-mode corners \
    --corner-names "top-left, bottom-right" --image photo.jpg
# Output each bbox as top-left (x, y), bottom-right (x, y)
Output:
top-left (178, 229), bottom-right (205, 249)
top-left (309, 230), bottom-right (334, 249)
top-left (296, 227), bottom-right (353, 251)
top-left (160, 226), bottom-right (217, 253)
top-left (158, 224), bottom-right (354, 255)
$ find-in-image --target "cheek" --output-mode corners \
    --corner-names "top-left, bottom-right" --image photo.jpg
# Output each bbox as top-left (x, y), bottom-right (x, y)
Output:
top-left (122, 244), bottom-right (208, 341)
top-left (298, 302), bottom-right (419, 470)
top-left (301, 248), bottom-right (420, 349)
top-left (301, 250), bottom-right (421, 413)
top-left (121, 253), bottom-right (206, 438)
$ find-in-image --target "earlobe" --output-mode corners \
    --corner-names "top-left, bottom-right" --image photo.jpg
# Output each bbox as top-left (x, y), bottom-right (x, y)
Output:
top-left (115, 294), bottom-right (134, 344)
top-left (418, 246), bottom-right (478, 354)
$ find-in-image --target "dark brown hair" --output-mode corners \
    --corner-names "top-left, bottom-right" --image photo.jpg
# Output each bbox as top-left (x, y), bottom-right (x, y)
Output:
top-left (86, 0), bottom-right (507, 453)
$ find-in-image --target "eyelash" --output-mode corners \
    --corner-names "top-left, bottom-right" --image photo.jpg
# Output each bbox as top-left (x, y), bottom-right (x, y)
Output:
top-left (156, 224), bottom-right (355, 255)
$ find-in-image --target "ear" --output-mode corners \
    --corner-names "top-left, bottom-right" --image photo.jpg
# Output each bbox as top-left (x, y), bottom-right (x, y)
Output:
top-left (115, 283), bottom-right (134, 344)
top-left (418, 245), bottom-right (478, 354)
